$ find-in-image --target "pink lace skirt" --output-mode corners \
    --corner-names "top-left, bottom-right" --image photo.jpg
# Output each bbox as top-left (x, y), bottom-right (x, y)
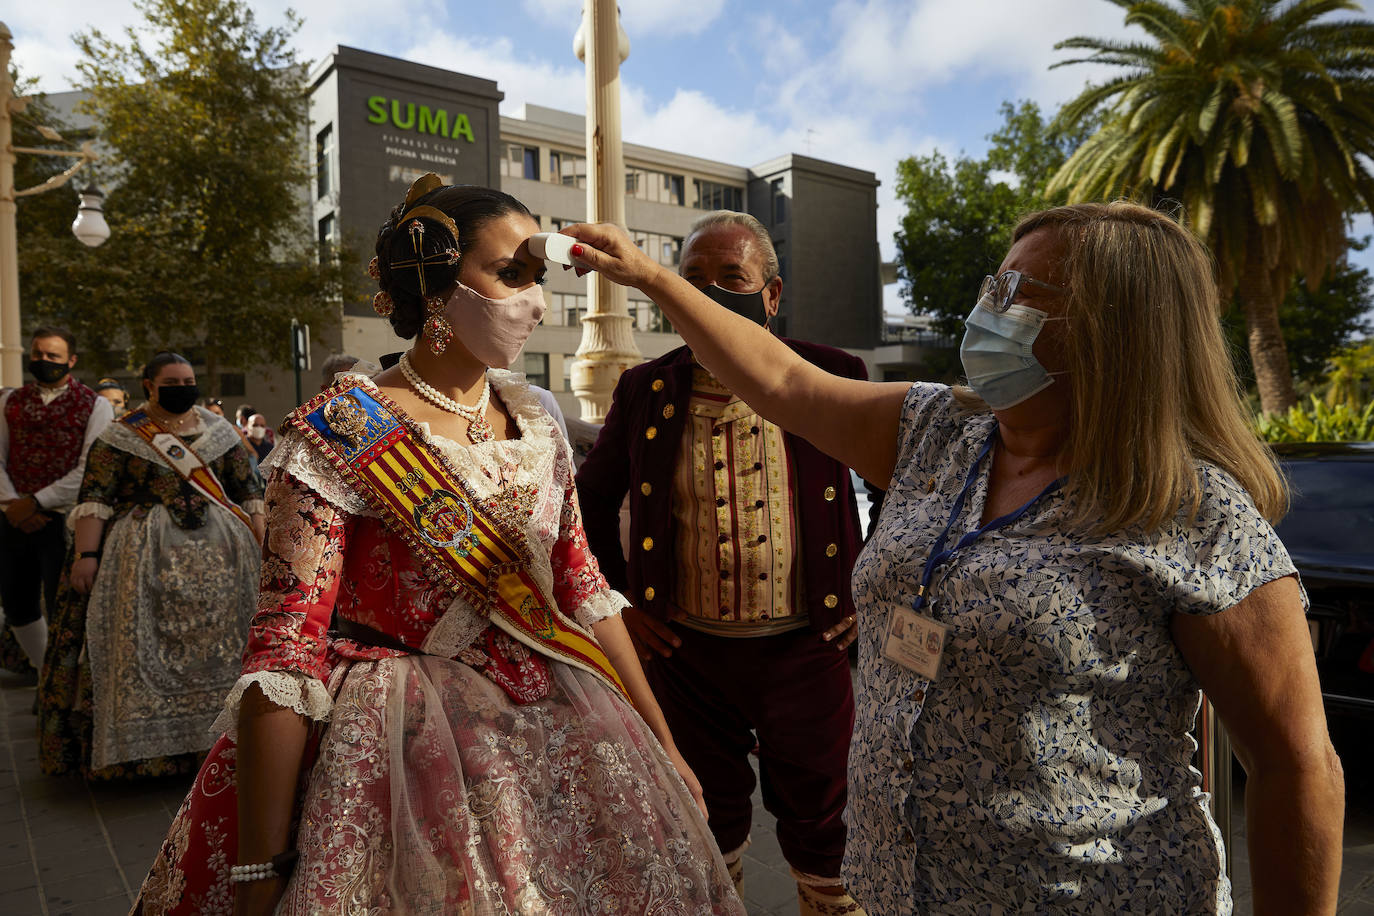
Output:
top-left (136, 654), bottom-right (745, 915)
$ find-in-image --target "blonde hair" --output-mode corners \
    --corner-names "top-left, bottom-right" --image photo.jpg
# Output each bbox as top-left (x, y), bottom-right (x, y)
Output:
top-left (986, 201), bottom-right (1287, 532)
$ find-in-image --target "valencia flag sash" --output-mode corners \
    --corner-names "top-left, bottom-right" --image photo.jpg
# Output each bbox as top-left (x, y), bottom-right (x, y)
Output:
top-left (122, 410), bottom-right (255, 531)
top-left (290, 380), bottom-right (628, 698)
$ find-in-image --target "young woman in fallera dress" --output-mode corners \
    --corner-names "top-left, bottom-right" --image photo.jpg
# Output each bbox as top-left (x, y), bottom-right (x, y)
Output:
top-left (133, 177), bottom-right (744, 915)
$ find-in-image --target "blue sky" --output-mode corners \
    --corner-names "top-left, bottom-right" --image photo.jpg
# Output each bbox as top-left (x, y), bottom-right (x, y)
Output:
top-left (10, 0), bottom-right (1374, 315)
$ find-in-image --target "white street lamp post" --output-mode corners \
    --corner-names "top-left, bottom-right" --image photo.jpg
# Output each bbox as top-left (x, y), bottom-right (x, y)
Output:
top-left (0, 22), bottom-right (108, 387)
top-left (569, 1), bottom-right (642, 423)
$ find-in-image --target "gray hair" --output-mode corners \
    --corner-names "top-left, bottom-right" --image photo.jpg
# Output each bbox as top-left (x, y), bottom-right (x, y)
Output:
top-left (320, 353), bottom-right (359, 384)
top-left (685, 211), bottom-right (779, 280)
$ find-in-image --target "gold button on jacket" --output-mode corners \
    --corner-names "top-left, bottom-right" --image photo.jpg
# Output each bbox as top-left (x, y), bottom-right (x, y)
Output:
top-left (642, 537), bottom-right (654, 551)
top-left (651, 378), bottom-right (665, 391)
top-left (640, 482), bottom-right (653, 496)
top-left (645, 426), bottom-right (658, 440)
top-left (662, 404), bottom-right (675, 419)
top-left (823, 485), bottom-right (836, 501)
top-left (644, 586), bottom-right (656, 601)
top-left (823, 594), bottom-right (839, 609)
top-left (825, 543), bottom-right (838, 558)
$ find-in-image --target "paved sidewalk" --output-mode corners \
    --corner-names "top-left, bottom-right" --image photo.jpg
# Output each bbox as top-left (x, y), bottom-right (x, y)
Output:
top-left (2, 666), bottom-right (1372, 915)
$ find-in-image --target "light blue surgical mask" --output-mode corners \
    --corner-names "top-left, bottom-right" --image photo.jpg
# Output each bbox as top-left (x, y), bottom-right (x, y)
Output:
top-left (959, 297), bottom-right (1065, 409)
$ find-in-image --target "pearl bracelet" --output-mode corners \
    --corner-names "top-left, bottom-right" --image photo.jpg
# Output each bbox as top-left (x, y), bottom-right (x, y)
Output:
top-left (228, 850), bottom-right (299, 884)
top-left (228, 862), bottom-right (277, 883)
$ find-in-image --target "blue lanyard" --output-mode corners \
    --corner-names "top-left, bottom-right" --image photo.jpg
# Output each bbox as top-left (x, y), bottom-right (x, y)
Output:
top-left (914, 430), bottom-right (1064, 614)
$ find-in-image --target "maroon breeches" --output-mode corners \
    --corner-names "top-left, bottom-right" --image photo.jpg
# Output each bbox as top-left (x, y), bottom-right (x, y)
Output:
top-left (644, 624), bottom-right (855, 880)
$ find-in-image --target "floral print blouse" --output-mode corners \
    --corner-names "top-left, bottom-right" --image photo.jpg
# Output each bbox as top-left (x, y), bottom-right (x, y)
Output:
top-left (844, 383), bottom-right (1299, 915)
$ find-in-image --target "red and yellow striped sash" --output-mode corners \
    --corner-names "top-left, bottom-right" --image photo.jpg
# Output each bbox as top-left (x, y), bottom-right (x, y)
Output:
top-left (292, 381), bottom-right (627, 698)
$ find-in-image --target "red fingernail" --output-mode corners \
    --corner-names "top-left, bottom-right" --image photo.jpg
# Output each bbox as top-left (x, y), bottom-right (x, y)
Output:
top-left (570, 244), bottom-right (584, 257)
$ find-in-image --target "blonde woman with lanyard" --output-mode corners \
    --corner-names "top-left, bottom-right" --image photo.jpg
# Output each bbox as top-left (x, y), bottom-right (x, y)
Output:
top-left (560, 202), bottom-right (1343, 915)
top-left (38, 351), bottom-right (265, 779)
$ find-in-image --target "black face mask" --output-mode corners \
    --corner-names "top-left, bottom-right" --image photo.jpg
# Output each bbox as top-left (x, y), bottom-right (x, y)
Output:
top-left (28, 359), bottom-right (70, 384)
top-left (157, 384), bottom-right (200, 414)
top-left (701, 284), bottom-right (770, 326)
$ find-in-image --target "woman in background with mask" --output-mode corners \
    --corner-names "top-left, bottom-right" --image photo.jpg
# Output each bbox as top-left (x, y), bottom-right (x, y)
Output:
top-left (560, 201), bottom-right (1343, 915)
top-left (38, 351), bottom-right (265, 780)
top-left (132, 178), bottom-right (742, 916)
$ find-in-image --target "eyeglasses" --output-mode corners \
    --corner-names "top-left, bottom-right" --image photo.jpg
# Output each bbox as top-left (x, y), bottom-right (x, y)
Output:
top-left (977, 270), bottom-right (1065, 314)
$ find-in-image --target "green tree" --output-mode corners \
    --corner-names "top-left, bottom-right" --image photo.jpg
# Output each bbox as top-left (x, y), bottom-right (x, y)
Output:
top-left (20, 0), bottom-right (358, 380)
top-left (894, 100), bottom-right (1090, 355)
top-left (10, 72), bottom-right (89, 343)
top-left (1048, 0), bottom-right (1374, 415)
top-left (1320, 338), bottom-right (1374, 409)
top-left (1225, 243), bottom-right (1373, 391)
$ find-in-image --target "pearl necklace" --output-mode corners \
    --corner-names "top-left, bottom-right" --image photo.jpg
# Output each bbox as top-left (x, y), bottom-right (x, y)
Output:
top-left (399, 351), bottom-right (494, 443)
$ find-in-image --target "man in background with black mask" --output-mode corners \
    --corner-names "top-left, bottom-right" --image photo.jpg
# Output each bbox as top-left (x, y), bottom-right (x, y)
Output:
top-left (577, 211), bottom-right (872, 915)
top-left (0, 327), bottom-right (112, 673)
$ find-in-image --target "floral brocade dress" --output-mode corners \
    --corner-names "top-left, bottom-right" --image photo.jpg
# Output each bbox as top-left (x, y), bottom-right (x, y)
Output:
top-left (37, 408), bottom-right (264, 780)
top-left (134, 372), bottom-right (743, 915)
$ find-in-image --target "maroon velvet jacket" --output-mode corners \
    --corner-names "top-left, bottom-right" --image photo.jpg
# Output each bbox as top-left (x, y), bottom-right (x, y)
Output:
top-left (575, 340), bottom-right (870, 634)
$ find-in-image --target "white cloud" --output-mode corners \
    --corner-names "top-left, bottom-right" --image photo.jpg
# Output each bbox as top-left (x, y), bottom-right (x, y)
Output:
top-left (824, 0), bottom-right (1133, 107)
top-left (6, 2), bottom-right (136, 90)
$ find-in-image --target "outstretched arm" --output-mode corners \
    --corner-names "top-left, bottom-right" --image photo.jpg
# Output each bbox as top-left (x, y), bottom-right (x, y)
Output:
top-left (1172, 575), bottom-right (1343, 916)
top-left (563, 223), bottom-right (910, 487)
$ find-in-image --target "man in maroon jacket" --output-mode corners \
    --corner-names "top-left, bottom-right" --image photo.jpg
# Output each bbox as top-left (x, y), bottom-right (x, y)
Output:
top-left (0, 328), bottom-right (112, 671)
top-left (577, 212), bottom-right (871, 915)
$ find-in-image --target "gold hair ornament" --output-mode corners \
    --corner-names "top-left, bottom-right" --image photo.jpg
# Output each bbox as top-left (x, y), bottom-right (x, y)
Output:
top-left (404, 171), bottom-right (444, 207)
top-left (388, 214), bottom-right (460, 297)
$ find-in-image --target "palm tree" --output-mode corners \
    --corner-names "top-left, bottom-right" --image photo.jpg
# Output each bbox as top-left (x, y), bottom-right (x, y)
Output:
top-left (1047, 0), bottom-right (1374, 414)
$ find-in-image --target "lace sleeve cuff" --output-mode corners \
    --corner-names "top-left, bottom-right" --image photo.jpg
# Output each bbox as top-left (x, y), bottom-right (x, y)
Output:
top-left (66, 502), bottom-right (114, 530)
top-left (573, 588), bottom-right (629, 631)
top-left (210, 670), bottom-right (332, 740)
top-left (241, 498), bottom-right (266, 516)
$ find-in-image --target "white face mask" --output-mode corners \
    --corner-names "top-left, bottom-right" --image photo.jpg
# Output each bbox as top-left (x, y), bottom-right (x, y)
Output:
top-left (248, 427), bottom-right (267, 441)
top-left (446, 280), bottom-right (547, 368)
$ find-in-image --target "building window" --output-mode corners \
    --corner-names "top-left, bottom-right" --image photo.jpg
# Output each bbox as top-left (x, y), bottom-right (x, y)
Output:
top-left (551, 292), bottom-right (588, 327)
top-left (315, 125), bottom-right (334, 199)
top-left (500, 144), bottom-right (540, 180)
top-left (631, 230), bottom-right (682, 266)
top-left (219, 373), bottom-right (246, 397)
top-left (771, 178), bottom-right (786, 223)
top-left (626, 166), bottom-right (686, 205)
top-left (520, 352), bottom-right (549, 388)
top-left (562, 354), bottom-right (577, 391)
top-left (692, 179), bottom-right (744, 211)
top-left (550, 150), bottom-right (587, 188)
top-left (317, 213), bottom-right (337, 260)
top-left (551, 217), bottom-right (579, 231)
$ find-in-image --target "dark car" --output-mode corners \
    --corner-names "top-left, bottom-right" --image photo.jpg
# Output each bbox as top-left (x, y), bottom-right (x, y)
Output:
top-left (1272, 442), bottom-right (1374, 716)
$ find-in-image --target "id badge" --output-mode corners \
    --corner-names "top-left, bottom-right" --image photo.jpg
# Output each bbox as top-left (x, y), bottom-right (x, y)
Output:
top-left (882, 606), bottom-right (948, 680)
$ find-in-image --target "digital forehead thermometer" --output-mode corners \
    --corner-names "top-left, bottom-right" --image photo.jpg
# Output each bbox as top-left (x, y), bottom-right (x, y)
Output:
top-left (528, 232), bottom-right (578, 266)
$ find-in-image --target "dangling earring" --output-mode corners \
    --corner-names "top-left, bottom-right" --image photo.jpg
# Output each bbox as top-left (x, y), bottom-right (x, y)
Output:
top-left (423, 295), bottom-right (453, 355)
top-left (372, 290), bottom-right (394, 318)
